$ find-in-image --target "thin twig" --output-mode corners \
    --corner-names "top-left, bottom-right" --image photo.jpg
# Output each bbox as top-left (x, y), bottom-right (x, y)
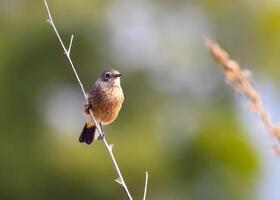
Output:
top-left (206, 39), bottom-right (280, 153)
top-left (143, 171), bottom-right (149, 200)
top-left (43, 1), bottom-right (133, 199)
top-left (67, 35), bottom-right (74, 56)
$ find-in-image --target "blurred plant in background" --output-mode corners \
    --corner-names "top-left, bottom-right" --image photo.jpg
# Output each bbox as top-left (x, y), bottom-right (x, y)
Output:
top-left (1, 0), bottom-right (280, 200)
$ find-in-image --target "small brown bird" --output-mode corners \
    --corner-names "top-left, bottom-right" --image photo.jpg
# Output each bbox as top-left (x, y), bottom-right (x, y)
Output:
top-left (79, 69), bottom-right (124, 144)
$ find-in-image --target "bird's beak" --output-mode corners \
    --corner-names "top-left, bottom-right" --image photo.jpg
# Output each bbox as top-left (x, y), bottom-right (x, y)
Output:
top-left (113, 73), bottom-right (122, 78)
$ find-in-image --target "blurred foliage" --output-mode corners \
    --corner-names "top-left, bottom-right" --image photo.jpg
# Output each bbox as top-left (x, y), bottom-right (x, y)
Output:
top-left (2, 0), bottom-right (279, 199)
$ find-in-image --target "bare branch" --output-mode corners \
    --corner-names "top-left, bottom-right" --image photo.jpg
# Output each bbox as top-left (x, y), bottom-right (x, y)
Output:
top-left (143, 171), bottom-right (149, 200)
top-left (43, 1), bottom-right (133, 199)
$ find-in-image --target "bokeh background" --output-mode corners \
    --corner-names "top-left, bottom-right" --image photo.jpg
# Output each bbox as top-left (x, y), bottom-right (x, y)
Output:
top-left (1, 0), bottom-right (280, 199)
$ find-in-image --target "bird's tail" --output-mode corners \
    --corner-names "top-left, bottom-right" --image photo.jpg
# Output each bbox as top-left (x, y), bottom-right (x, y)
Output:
top-left (79, 123), bottom-right (96, 145)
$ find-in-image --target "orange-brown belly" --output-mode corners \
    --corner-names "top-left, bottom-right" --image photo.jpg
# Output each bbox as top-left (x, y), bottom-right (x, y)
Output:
top-left (86, 86), bottom-right (124, 127)
top-left (92, 96), bottom-right (123, 125)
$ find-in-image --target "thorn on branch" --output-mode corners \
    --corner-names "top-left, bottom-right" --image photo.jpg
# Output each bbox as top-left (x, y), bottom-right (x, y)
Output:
top-left (115, 177), bottom-right (123, 185)
top-left (109, 144), bottom-right (114, 151)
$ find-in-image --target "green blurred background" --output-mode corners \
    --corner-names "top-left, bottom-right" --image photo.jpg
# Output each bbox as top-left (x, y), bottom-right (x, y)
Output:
top-left (1, 0), bottom-right (280, 199)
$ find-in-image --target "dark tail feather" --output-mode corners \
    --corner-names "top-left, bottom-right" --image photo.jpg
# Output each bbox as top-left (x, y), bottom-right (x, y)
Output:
top-left (79, 124), bottom-right (96, 145)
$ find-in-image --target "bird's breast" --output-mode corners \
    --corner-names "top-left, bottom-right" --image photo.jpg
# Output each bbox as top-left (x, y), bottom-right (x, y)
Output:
top-left (89, 85), bottom-right (124, 125)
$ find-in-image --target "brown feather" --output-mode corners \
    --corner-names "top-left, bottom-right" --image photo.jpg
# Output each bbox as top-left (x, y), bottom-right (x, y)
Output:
top-left (86, 80), bottom-right (124, 126)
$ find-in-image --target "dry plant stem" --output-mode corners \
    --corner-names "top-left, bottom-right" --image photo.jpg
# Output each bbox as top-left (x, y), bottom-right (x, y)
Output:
top-left (143, 172), bottom-right (148, 200)
top-left (43, 1), bottom-right (133, 199)
top-left (206, 40), bottom-right (280, 151)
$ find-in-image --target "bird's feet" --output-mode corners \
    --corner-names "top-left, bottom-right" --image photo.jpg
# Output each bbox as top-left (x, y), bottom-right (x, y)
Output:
top-left (98, 133), bottom-right (105, 140)
top-left (98, 123), bottom-right (105, 140)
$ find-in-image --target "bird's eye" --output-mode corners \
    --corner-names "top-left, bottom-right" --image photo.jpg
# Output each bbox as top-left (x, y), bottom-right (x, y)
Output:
top-left (105, 73), bottom-right (111, 79)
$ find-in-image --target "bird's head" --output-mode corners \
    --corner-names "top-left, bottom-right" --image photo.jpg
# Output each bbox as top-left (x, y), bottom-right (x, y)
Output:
top-left (100, 69), bottom-right (122, 86)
